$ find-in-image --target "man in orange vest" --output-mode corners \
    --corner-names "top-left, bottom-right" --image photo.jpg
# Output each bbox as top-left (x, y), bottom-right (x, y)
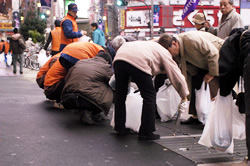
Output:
top-left (59, 3), bottom-right (84, 52)
top-left (44, 20), bottom-right (61, 56)
top-left (3, 39), bottom-right (10, 67)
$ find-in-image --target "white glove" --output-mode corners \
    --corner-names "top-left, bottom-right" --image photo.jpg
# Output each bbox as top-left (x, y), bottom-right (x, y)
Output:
top-left (178, 99), bottom-right (189, 114)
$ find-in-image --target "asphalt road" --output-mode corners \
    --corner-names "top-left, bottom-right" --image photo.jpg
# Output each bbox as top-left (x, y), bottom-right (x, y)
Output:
top-left (0, 62), bottom-right (195, 166)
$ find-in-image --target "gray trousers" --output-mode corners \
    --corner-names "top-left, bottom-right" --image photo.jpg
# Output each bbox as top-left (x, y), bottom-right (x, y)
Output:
top-left (12, 53), bottom-right (24, 73)
top-left (244, 53), bottom-right (250, 159)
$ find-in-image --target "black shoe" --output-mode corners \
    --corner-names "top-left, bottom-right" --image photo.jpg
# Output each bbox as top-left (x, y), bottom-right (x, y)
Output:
top-left (80, 110), bottom-right (96, 125)
top-left (138, 132), bottom-right (160, 140)
top-left (13, 71), bottom-right (16, 74)
top-left (20, 71), bottom-right (23, 74)
top-left (116, 128), bottom-right (133, 136)
top-left (180, 117), bottom-right (201, 125)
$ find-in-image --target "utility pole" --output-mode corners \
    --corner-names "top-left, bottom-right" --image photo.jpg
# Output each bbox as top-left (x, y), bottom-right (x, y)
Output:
top-left (150, 0), bottom-right (154, 39)
top-left (51, 0), bottom-right (54, 30)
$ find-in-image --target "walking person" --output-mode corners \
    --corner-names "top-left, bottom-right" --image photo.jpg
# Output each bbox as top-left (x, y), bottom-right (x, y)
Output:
top-left (158, 31), bottom-right (224, 125)
top-left (3, 39), bottom-right (10, 67)
top-left (112, 37), bottom-right (189, 140)
top-left (44, 20), bottom-right (62, 56)
top-left (60, 3), bottom-right (84, 51)
top-left (9, 28), bottom-right (26, 74)
top-left (90, 22), bottom-right (106, 47)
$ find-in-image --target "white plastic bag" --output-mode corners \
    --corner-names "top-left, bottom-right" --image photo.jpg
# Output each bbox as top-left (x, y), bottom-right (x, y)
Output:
top-left (198, 91), bottom-right (234, 153)
top-left (6, 53), bottom-right (12, 66)
top-left (38, 49), bottom-right (50, 67)
top-left (0, 52), bottom-right (4, 62)
top-left (233, 103), bottom-right (246, 140)
top-left (195, 81), bottom-right (214, 124)
top-left (110, 88), bottom-right (142, 132)
top-left (156, 82), bottom-right (181, 122)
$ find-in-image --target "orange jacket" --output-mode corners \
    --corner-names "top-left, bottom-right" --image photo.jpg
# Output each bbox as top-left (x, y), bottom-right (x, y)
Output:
top-left (36, 53), bottom-right (61, 79)
top-left (3, 41), bottom-right (9, 54)
top-left (44, 58), bottom-right (67, 87)
top-left (0, 42), bottom-right (4, 52)
top-left (60, 42), bottom-right (104, 65)
top-left (51, 27), bottom-right (61, 52)
top-left (60, 14), bottom-right (79, 47)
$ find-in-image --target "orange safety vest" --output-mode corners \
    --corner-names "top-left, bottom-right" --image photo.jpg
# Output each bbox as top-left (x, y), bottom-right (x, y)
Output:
top-left (51, 27), bottom-right (61, 52)
top-left (60, 14), bottom-right (79, 46)
top-left (44, 58), bottom-right (67, 87)
top-left (3, 41), bottom-right (9, 54)
top-left (0, 42), bottom-right (4, 52)
top-left (36, 53), bottom-right (61, 79)
top-left (61, 42), bottom-right (104, 61)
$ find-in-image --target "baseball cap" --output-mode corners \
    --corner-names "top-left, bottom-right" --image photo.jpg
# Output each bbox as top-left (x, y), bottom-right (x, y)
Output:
top-left (68, 3), bottom-right (78, 12)
top-left (192, 13), bottom-right (206, 25)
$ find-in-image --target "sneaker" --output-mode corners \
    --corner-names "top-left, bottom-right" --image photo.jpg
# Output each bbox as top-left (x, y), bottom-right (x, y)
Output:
top-left (80, 110), bottom-right (96, 125)
top-left (138, 132), bottom-right (160, 140)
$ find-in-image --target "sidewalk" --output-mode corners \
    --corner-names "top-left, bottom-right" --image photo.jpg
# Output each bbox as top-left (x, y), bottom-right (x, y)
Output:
top-left (0, 61), bottom-right (247, 166)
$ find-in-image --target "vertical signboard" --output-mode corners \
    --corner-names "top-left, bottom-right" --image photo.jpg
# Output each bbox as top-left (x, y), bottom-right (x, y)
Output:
top-left (0, 0), bottom-right (13, 30)
top-left (120, 9), bottom-right (125, 29)
top-left (65, 0), bottom-right (75, 16)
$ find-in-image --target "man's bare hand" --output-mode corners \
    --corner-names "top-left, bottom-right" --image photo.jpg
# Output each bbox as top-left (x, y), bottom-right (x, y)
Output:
top-left (203, 73), bottom-right (214, 83)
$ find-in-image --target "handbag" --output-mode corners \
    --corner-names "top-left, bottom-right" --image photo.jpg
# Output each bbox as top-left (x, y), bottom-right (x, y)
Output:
top-left (236, 77), bottom-right (245, 113)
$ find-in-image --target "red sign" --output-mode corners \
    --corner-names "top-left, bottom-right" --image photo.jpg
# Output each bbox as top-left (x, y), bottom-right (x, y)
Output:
top-left (125, 5), bottom-right (240, 29)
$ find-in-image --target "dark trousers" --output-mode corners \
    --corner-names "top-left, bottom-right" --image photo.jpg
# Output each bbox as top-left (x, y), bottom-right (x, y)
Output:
top-left (44, 80), bottom-right (65, 101)
top-left (114, 61), bottom-right (156, 134)
top-left (189, 70), bottom-right (219, 115)
top-left (244, 53), bottom-right (250, 159)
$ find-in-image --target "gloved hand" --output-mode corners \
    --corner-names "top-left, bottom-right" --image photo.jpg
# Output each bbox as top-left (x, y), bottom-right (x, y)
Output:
top-left (178, 98), bottom-right (189, 114)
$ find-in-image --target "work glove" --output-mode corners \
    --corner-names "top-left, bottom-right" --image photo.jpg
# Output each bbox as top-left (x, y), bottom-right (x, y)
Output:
top-left (178, 98), bottom-right (189, 114)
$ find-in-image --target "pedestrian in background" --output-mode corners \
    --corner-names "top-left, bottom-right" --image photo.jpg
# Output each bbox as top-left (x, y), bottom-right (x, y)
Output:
top-left (158, 31), bottom-right (224, 125)
top-left (206, 0), bottom-right (244, 39)
top-left (112, 37), bottom-right (189, 140)
top-left (25, 37), bottom-right (35, 48)
top-left (90, 22), bottom-right (106, 47)
top-left (44, 20), bottom-right (62, 56)
top-left (3, 39), bottom-right (10, 67)
top-left (59, 3), bottom-right (84, 51)
top-left (9, 28), bottom-right (26, 74)
top-left (192, 13), bottom-right (207, 32)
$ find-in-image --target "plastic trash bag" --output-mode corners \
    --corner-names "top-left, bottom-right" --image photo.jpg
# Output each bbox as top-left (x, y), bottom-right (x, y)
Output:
top-left (6, 53), bottom-right (12, 66)
top-left (198, 91), bottom-right (234, 153)
top-left (195, 81), bottom-right (214, 124)
top-left (111, 88), bottom-right (142, 132)
top-left (156, 81), bottom-right (181, 122)
top-left (232, 102), bottom-right (246, 140)
top-left (38, 49), bottom-right (50, 67)
top-left (0, 52), bottom-right (4, 62)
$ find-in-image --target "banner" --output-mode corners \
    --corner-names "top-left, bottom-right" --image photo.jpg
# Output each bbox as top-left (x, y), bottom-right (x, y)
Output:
top-left (181, 0), bottom-right (200, 19)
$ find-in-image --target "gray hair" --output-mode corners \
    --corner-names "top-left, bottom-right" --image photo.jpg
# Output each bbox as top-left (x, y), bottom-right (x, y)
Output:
top-left (229, 0), bottom-right (234, 5)
top-left (111, 35), bottom-right (126, 50)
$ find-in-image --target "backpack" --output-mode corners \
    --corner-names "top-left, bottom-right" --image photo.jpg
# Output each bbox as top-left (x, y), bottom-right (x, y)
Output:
top-left (18, 38), bottom-right (26, 53)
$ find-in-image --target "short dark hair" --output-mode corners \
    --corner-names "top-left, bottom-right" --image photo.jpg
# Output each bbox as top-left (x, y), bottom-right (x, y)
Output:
top-left (54, 20), bottom-right (61, 27)
top-left (96, 51), bottom-right (112, 64)
top-left (158, 33), bottom-right (177, 50)
top-left (13, 28), bottom-right (18, 34)
top-left (91, 23), bottom-right (98, 29)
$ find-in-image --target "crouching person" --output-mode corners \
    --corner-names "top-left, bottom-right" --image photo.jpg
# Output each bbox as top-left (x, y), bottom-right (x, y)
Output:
top-left (36, 53), bottom-right (60, 89)
top-left (61, 52), bottom-right (114, 124)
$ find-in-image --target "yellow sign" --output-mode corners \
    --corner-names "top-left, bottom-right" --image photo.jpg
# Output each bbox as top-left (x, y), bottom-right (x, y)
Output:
top-left (121, 9), bottom-right (125, 29)
top-left (0, 23), bottom-right (12, 29)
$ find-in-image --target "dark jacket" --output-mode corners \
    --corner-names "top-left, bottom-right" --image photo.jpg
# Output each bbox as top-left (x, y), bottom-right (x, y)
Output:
top-left (61, 56), bottom-right (114, 115)
top-left (9, 33), bottom-right (26, 54)
top-left (219, 29), bottom-right (250, 96)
